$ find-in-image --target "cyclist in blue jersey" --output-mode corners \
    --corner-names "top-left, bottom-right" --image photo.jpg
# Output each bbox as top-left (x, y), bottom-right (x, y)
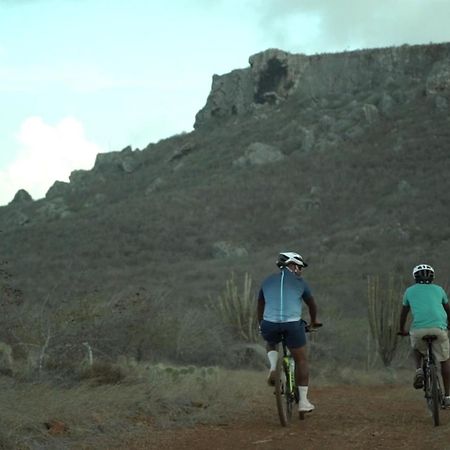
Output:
top-left (399, 264), bottom-right (450, 408)
top-left (257, 251), bottom-right (321, 413)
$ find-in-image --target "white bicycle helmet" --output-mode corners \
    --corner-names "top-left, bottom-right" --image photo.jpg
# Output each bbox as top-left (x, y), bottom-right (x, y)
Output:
top-left (412, 264), bottom-right (434, 283)
top-left (276, 252), bottom-right (308, 268)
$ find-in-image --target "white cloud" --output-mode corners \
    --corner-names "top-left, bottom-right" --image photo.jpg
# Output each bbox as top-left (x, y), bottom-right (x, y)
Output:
top-left (0, 116), bottom-right (103, 205)
top-left (255, 0), bottom-right (450, 53)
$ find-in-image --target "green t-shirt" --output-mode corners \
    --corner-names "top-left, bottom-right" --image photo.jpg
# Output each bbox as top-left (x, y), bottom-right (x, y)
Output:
top-left (402, 283), bottom-right (448, 330)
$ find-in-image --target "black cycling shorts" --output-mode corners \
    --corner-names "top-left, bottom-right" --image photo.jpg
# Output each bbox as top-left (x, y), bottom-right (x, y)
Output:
top-left (260, 319), bottom-right (307, 349)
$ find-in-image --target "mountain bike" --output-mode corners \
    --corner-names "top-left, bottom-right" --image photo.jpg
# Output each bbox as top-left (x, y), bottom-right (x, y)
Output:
top-left (398, 332), bottom-right (444, 427)
top-left (274, 323), bottom-right (321, 426)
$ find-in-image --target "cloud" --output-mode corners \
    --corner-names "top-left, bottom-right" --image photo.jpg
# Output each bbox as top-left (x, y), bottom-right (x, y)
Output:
top-left (255, 0), bottom-right (450, 53)
top-left (0, 117), bottom-right (102, 206)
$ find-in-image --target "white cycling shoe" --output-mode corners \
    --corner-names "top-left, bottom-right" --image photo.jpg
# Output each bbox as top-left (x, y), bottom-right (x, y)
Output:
top-left (443, 396), bottom-right (450, 409)
top-left (299, 399), bottom-right (315, 412)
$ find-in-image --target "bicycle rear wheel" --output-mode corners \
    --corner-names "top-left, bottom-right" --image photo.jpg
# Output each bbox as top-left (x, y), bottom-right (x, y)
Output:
top-left (274, 357), bottom-right (292, 426)
top-left (429, 364), bottom-right (440, 426)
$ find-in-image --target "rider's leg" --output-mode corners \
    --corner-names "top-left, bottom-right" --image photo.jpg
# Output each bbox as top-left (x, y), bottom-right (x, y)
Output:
top-left (412, 348), bottom-right (424, 389)
top-left (441, 359), bottom-right (450, 396)
top-left (290, 345), bottom-right (314, 411)
top-left (266, 343), bottom-right (278, 371)
top-left (260, 321), bottom-right (279, 385)
top-left (413, 349), bottom-right (423, 370)
top-left (290, 345), bottom-right (309, 386)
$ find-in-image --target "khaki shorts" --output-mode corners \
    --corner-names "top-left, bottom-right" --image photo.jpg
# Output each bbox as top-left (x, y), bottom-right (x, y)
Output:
top-left (410, 328), bottom-right (450, 362)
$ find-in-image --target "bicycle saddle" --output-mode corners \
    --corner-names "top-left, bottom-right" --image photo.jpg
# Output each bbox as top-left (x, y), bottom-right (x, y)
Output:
top-left (422, 335), bottom-right (438, 341)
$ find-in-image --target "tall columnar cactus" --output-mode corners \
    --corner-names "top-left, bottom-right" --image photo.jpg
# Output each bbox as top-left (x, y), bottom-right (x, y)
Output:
top-left (215, 272), bottom-right (259, 343)
top-left (367, 275), bottom-right (404, 367)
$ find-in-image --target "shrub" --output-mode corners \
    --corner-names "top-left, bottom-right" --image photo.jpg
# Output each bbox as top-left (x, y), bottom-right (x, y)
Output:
top-left (77, 361), bottom-right (125, 385)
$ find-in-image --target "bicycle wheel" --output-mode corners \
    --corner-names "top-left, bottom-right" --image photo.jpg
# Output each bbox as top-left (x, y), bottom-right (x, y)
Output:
top-left (429, 364), bottom-right (440, 427)
top-left (274, 357), bottom-right (291, 426)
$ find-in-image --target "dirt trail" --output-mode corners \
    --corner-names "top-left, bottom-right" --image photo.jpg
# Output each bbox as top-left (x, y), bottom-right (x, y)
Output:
top-left (113, 385), bottom-right (450, 450)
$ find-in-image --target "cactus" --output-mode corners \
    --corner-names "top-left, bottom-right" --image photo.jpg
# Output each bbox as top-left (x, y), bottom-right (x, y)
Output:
top-left (367, 275), bottom-right (404, 367)
top-left (213, 272), bottom-right (259, 343)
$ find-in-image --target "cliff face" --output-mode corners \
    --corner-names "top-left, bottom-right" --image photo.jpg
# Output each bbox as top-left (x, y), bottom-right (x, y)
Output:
top-left (194, 44), bottom-right (450, 128)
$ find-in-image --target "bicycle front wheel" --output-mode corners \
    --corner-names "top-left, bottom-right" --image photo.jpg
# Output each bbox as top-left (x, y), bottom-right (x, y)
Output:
top-left (275, 357), bottom-right (292, 426)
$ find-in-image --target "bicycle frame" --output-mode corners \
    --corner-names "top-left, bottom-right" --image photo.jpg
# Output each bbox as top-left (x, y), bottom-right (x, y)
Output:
top-left (281, 339), bottom-right (298, 405)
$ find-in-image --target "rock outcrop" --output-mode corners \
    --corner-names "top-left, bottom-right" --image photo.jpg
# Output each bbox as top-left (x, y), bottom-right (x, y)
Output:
top-left (194, 44), bottom-right (450, 128)
top-left (93, 146), bottom-right (142, 174)
top-left (9, 189), bottom-right (33, 205)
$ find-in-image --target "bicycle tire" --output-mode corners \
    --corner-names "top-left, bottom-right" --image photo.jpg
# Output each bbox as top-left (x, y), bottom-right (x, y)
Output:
top-left (430, 364), bottom-right (440, 427)
top-left (275, 355), bottom-right (289, 426)
top-left (275, 357), bottom-right (289, 427)
top-left (424, 365), bottom-right (432, 410)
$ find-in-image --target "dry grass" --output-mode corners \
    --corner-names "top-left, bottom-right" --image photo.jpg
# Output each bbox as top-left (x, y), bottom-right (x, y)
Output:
top-left (0, 363), bottom-right (266, 449)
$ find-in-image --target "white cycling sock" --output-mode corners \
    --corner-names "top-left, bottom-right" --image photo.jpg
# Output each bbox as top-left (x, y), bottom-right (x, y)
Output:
top-left (267, 351), bottom-right (278, 371)
top-left (298, 385), bottom-right (309, 402)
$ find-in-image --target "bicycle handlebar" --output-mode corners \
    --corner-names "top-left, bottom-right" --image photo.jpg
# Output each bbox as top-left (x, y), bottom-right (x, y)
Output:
top-left (397, 331), bottom-right (409, 336)
top-left (306, 322), bottom-right (323, 333)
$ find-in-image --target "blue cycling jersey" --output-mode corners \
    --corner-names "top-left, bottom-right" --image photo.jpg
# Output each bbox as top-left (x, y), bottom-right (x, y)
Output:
top-left (258, 268), bottom-right (312, 322)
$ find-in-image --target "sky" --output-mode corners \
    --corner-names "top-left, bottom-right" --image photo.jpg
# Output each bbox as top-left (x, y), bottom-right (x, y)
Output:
top-left (1, 0), bottom-right (450, 206)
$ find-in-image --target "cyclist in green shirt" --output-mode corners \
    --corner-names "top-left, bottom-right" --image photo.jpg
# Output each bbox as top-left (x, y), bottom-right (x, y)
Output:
top-left (399, 264), bottom-right (450, 408)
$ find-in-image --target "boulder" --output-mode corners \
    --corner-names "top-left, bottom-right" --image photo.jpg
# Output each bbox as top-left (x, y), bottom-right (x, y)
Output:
top-left (233, 142), bottom-right (285, 167)
top-left (363, 104), bottom-right (380, 124)
top-left (212, 241), bottom-right (248, 258)
top-left (168, 143), bottom-right (196, 163)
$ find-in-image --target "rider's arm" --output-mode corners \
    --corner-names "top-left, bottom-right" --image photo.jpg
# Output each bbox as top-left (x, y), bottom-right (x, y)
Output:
top-left (257, 289), bottom-right (265, 323)
top-left (303, 296), bottom-right (319, 326)
top-left (444, 303), bottom-right (450, 329)
top-left (399, 305), bottom-right (410, 334)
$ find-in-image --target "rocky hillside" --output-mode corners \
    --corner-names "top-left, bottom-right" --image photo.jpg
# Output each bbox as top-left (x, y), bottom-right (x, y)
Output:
top-left (1, 42), bottom-right (449, 368)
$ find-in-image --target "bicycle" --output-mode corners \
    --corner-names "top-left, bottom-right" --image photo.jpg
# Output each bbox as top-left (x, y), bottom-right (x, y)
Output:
top-left (398, 332), bottom-right (444, 427)
top-left (274, 323), bottom-right (321, 426)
